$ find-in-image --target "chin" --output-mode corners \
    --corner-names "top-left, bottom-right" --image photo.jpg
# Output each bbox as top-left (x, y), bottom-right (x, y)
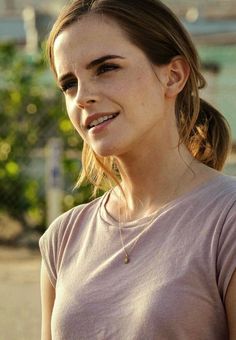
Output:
top-left (94, 149), bottom-right (116, 158)
top-left (92, 144), bottom-right (121, 158)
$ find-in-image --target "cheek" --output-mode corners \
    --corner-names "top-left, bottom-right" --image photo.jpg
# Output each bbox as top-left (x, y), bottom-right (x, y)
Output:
top-left (122, 69), bottom-right (154, 100)
top-left (65, 100), bottom-right (84, 136)
top-left (66, 99), bottom-right (79, 123)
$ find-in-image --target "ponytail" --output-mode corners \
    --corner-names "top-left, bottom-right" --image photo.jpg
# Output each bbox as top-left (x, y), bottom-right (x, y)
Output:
top-left (185, 98), bottom-right (231, 171)
top-left (49, 0), bottom-right (232, 194)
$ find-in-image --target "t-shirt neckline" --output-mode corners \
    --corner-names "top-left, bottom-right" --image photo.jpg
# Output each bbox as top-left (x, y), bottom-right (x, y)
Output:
top-left (99, 173), bottom-right (224, 229)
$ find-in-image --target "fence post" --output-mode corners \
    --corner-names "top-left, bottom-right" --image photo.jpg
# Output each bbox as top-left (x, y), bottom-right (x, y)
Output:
top-left (45, 138), bottom-right (63, 226)
top-left (22, 6), bottom-right (38, 54)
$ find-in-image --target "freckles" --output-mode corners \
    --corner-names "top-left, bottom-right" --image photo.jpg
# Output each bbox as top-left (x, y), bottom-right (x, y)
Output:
top-left (108, 80), bottom-right (126, 93)
top-left (140, 101), bottom-right (146, 109)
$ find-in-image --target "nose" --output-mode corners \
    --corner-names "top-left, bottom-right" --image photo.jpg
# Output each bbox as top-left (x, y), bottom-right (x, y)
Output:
top-left (75, 83), bottom-right (99, 109)
top-left (77, 99), bottom-right (96, 109)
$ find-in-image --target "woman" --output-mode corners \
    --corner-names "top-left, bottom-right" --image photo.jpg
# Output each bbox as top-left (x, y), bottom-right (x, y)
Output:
top-left (39, 0), bottom-right (236, 339)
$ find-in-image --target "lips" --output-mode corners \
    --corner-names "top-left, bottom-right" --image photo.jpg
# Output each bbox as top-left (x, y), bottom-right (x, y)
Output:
top-left (85, 112), bottom-right (119, 130)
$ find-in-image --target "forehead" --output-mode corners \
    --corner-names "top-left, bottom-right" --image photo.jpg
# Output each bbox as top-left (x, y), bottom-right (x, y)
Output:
top-left (53, 14), bottom-right (131, 75)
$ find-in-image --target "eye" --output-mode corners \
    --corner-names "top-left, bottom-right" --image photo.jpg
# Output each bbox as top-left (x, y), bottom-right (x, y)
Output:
top-left (60, 79), bottom-right (77, 93)
top-left (96, 63), bottom-right (120, 76)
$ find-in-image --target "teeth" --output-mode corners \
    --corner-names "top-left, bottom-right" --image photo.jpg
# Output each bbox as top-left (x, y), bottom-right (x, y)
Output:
top-left (89, 114), bottom-right (116, 129)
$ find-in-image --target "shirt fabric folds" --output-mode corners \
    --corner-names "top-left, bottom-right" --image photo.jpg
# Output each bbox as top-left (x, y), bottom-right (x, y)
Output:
top-left (39, 174), bottom-right (236, 340)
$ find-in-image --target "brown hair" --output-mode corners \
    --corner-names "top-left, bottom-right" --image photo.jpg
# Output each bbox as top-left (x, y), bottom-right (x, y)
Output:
top-left (47, 0), bottom-right (231, 194)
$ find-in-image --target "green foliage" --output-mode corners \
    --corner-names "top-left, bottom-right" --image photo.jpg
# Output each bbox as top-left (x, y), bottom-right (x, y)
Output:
top-left (0, 42), bottom-right (93, 231)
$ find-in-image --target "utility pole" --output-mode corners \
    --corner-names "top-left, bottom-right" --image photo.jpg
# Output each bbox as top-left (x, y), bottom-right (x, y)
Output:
top-left (45, 138), bottom-right (64, 225)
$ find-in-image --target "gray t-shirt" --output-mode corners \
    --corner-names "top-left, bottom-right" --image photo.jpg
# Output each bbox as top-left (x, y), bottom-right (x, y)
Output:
top-left (39, 174), bottom-right (236, 340)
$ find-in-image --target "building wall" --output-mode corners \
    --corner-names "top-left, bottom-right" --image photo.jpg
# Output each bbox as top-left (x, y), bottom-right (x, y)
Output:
top-left (0, 0), bottom-right (65, 14)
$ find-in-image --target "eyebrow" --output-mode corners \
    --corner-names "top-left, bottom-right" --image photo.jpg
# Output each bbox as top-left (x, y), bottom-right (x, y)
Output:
top-left (58, 54), bottom-right (125, 84)
top-left (86, 54), bottom-right (125, 69)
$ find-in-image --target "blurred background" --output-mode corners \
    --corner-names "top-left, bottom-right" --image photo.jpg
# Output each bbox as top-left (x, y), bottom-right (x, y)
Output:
top-left (0, 0), bottom-right (236, 246)
top-left (0, 0), bottom-right (236, 338)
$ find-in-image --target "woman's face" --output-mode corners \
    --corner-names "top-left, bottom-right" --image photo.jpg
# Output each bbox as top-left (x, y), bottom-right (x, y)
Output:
top-left (53, 15), bottom-right (172, 157)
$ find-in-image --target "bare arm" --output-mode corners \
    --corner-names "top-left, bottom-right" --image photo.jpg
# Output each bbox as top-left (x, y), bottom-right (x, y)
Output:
top-left (40, 260), bottom-right (55, 340)
top-left (225, 270), bottom-right (236, 340)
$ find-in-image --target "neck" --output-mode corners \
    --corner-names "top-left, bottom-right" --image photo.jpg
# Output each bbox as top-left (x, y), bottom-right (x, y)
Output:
top-left (106, 110), bottom-right (218, 221)
top-left (112, 144), bottom-right (211, 221)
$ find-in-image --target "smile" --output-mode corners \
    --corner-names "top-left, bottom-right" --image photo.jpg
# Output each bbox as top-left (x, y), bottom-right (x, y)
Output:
top-left (87, 112), bottom-right (119, 129)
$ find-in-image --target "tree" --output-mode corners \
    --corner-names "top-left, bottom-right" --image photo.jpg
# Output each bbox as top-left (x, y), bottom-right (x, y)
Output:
top-left (0, 42), bottom-right (92, 235)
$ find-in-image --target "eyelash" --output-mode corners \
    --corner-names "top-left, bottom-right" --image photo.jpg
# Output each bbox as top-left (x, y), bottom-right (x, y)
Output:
top-left (96, 63), bottom-right (120, 75)
top-left (60, 80), bottom-right (77, 93)
top-left (60, 63), bottom-right (120, 93)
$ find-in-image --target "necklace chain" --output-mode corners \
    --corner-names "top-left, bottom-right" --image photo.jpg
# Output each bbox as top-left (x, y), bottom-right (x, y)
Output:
top-left (118, 193), bottom-right (162, 264)
top-left (116, 164), bottom-right (196, 264)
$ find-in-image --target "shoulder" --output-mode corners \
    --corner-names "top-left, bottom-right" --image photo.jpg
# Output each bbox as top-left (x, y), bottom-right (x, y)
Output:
top-left (207, 173), bottom-right (236, 195)
top-left (202, 174), bottom-right (236, 227)
top-left (194, 174), bottom-right (236, 211)
top-left (213, 175), bottom-right (236, 300)
top-left (217, 173), bottom-right (236, 192)
top-left (215, 175), bottom-right (236, 228)
top-left (39, 192), bottom-right (108, 249)
top-left (173, 174), bottom-right (236, 239)
top-left (214, 174), bottom-right (236, 211)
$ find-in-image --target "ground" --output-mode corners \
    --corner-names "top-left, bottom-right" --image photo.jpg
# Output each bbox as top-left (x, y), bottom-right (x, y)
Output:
top-left (0, 246), bottom-right (41, 340)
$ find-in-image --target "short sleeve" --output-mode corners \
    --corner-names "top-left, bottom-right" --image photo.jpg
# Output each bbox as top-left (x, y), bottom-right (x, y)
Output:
top-left (39, 216), bottom-right (63, 288)
top-left (217, 201), bottom-right (236, 302)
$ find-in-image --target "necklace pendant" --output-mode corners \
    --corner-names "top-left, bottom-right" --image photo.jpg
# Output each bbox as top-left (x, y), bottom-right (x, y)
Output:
top-left (124, 255), bottom-right (130, 264)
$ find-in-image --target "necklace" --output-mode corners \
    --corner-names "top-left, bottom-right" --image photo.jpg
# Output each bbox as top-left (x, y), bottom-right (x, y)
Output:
top-left (115, 162), bottom-right (197, 264)
top-left (118, 192), bottom-right (164, 264)
top-left (118, 213), bottom-right (159, 264)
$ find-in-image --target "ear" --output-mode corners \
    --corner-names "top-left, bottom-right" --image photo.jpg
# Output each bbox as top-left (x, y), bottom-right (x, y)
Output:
top-left (164, 56), bottom-right (190, 98)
